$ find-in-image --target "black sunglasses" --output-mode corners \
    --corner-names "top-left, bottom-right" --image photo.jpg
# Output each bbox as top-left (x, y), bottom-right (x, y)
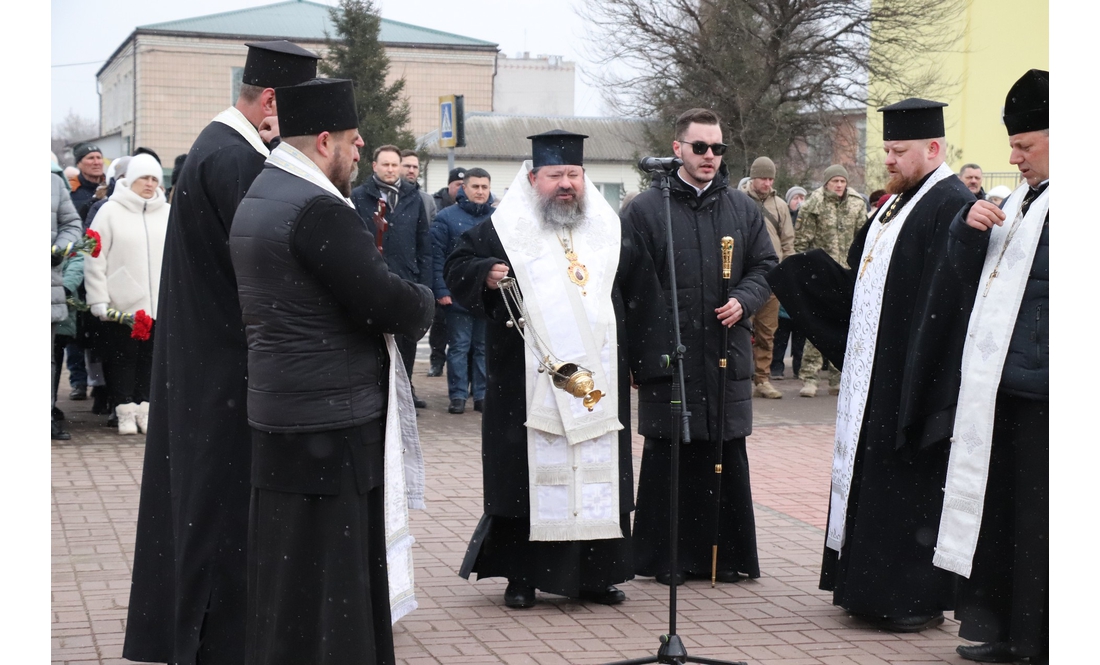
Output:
top-left (678, 140), bottom-right (727, 156)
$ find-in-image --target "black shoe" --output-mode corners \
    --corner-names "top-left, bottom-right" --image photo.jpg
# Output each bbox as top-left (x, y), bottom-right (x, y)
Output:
top-left (473, 399), bottom-right (484, 413)
top-left (578, 585), bottom-right (626, 605)
top-left (413, 396), bottom-right (427, 409)
top-left (91, 386), bottom-right (110, 415)
top-left (655, 571), bottom-right (685, 586)
top-left (448, 399), bottom-right (465, 414)
top-left (51, 420), bottom-right (71, 441)
top-left (427, 364), bottom-right (443, 377)
top-left (955, 642), bottom-right (1019, 663)
top-left (857, 612), bottom-right (944, 633)
top-left (69, 386), bottom-right (87, 400)
top-left (770, 372), bottom-right (785, 381)
top-left (504, 581), bottom-right (537, 609)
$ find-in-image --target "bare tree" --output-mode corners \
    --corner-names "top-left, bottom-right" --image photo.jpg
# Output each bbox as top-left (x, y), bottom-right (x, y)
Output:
top-left (52, 110), bottom-right (99, 166)
top-left (580, 0), bottom-right (965, 187)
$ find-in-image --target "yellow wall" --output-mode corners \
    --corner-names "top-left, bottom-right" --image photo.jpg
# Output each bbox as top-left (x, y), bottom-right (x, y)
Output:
top-left (865, 0), bottom-right (1048, 183)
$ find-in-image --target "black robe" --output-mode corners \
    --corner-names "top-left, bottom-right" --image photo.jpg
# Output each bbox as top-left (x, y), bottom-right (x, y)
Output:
top-left (124, 120), bottom-right (269, 664)
top-left (448, 218), bottom-right (669, 598)
top-left (767, 171), bottom-right (974, 617)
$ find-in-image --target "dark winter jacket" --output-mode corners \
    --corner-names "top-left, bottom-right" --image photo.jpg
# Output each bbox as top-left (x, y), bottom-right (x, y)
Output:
top-left (433, 186), bottom-right (455, 213)
top-left (431, 188), bottom-right (495, 313)
top-left (352, 177), bottom-right (432, 288)
top-left (948, 193), bottom-right (1048, 399)
top-left (71, 172), bottom-right (102, 223)
top-left (232, 167), bottom-right (434, 433)
top-left (623, 164), bottom-right (778, 442)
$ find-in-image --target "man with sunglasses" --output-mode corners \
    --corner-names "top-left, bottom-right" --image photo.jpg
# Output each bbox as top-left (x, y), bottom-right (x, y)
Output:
top-left (624, 108), bottom-right (777, 586)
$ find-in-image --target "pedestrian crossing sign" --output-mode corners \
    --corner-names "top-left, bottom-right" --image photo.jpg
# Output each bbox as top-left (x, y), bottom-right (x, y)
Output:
top-left (439, 95), bottom-right (456, 148)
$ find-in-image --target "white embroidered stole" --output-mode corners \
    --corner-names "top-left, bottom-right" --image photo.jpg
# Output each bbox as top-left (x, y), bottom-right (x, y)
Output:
top-left (211, 106), bottom-right (270, 157)
top-left (493, 161), bottom-right (624, 541)
top-left (933, 184), bottom-right (1048, 577)
top-left (383, 334), bottom-right (425, 623)
top-left (827, 162), bottom-right (954, 552)
top-left (265, 143), bottom-right (355, 208)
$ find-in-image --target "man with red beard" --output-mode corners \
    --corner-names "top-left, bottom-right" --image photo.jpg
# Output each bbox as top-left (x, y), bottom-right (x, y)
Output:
top-left (767, 99), bottom-right (974, 631)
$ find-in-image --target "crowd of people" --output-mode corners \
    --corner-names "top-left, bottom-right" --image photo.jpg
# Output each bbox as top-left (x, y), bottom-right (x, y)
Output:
top-left (48, 36), bottom-right (1047, 665)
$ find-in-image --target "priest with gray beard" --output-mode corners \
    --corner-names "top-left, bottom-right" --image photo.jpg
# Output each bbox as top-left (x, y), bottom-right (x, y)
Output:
top-left (448, 130), bottom-right (670, 609)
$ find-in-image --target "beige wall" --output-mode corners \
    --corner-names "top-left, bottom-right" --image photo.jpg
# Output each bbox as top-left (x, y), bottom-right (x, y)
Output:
top-left (385, 47), bottom-right (496, 139)
top-left (100, 34), bottom-right (496, 167)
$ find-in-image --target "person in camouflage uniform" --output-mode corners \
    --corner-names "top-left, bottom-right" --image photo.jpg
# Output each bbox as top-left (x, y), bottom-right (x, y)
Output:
top-left (740, 156), bottom-right (795, 399)
top-left (792, 164), bottom-right (866, 397)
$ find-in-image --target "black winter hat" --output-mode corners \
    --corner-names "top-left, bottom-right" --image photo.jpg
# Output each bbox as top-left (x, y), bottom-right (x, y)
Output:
top-left (1003, 69), bottom-right (1048, 135)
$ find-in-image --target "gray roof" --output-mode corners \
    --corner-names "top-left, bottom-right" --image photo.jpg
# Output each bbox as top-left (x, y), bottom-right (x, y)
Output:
top-left (419, 113), bottom-right (655, 163)
top-left (137, 0), bottom-right (497, 47)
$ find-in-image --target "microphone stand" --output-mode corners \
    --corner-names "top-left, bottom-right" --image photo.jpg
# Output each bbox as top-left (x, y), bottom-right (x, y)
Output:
top-left (602, 167), bottom-right (745, 665)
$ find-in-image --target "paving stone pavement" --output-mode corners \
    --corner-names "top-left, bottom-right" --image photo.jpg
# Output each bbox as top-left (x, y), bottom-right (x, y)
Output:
top-left (52, 352), bottom-right (967, 664)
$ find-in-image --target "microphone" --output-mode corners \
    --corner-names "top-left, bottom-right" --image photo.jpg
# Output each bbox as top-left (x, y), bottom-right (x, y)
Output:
top-left (638, 156), bottom-right (682, 173)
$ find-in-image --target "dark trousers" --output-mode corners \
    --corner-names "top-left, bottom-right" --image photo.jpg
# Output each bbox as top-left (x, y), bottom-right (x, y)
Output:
top-left (428, 306), bottom-right (447, 370)
top-left (101, 321), bottom-right (155, 405)
top-left (53, 333), bottom-right (72, 411)
top-left (66, 340), bottom-right (87, 388)
top-left (395, 333), bottom-right (420, 395)
top-left (956, 393), bottom-right (1048, 657)
top-left (771, 316), bottom-right (804, 377)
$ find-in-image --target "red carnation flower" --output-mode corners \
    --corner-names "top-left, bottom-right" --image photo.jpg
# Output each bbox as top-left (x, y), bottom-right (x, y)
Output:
top-left (85, 229), bottom-right (102, 258)
top-left (131, 309), bottom-right (154, 341)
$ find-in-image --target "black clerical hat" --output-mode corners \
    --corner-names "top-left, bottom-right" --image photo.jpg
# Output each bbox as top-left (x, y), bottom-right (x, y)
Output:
top-left (528, 129), bottom-right (588, 167)
top-left (1003, 69), bottom-right (1048, 135)
top-left (878, 98), bottom-right (947, 141)
top-left (275, 79), bottom-right (359, 138)
top-left (243, 40), bottom-right (320, 89)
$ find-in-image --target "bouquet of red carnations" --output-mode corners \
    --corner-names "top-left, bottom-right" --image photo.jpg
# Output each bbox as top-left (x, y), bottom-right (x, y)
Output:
top-left (65, 296), bottom-right (154, 341)
top-left (52, 229), bottom-right (102, 259)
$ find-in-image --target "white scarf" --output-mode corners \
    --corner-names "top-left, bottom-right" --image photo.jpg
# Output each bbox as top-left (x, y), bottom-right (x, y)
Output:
top-left (264, 145), bottom-right (424, 623)
top-left (827, 162), bottom-right (954, 552)
top-left (212, 106), bottom-right (270, 157)
top-left (493, 161), bottom-right (624, 542)
top-left (933, 183), bottom-right (1049, 577)
top-left (265, 143), bottom-right (355, 208)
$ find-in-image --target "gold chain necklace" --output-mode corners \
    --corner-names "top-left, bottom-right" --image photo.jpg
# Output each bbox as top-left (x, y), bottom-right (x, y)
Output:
top-left (557, 228), bottom-right (589, 295)
top-left (859, 195), bottom-right (902, 279)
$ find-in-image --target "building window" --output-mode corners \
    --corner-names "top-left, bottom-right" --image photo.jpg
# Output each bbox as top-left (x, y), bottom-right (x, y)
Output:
top-left (597, 183), bottom-right (622, 210)
top-left (231, 67), bottom-right (244, 104)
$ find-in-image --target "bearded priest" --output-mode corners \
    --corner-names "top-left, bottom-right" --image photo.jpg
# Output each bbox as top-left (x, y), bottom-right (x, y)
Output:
top-left (767, 99), bottom-right (975, 632)
top-left (450, 130), bottom-right (669, 609)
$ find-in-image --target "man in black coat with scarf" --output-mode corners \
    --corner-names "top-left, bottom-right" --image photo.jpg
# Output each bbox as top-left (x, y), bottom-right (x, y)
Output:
top-left (352, 145), bottom-right (433, 408)
top-left (623, 108), bottom-right (776, 586)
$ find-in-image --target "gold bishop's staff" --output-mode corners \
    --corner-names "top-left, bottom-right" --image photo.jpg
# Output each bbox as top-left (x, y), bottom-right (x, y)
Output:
top-left (711, 236), bottom-right (734, 587)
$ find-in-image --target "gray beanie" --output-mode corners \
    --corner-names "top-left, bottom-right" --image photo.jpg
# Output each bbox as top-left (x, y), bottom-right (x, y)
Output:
top-left (749, 156), bottom-right (776, 179)
top-left (823, 164), bottom-right (849, 183)
top-left (785, 186), bottom-right (807, 204)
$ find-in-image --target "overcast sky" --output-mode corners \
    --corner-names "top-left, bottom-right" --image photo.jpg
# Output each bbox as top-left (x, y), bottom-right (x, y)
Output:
top-left (51, 0), bottom-right (616, 131)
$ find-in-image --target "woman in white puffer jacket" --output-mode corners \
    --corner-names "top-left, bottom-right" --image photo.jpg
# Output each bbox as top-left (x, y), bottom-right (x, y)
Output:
top-left (84, 153), bottom-right (169, 435)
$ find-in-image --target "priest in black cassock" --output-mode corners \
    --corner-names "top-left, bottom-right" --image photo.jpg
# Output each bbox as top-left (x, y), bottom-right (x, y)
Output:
top-left (123, 41), bottom-right (319, 664)
top-left (451, 130), bottom-right (669, 609)
top-left (767, 99), bottom-right (974, 632)
top-left (230, 78), bottom-right (434, 665)
top-left (915, 71), bottom-right (1048, 665)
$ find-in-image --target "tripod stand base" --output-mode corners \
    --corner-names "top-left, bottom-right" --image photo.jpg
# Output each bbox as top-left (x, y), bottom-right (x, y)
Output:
top-left (600, 633), bottom-right (747, 665)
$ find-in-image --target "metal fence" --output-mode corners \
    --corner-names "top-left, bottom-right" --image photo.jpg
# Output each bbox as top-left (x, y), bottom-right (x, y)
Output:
top-left (983, 171), bottom-right (1023, 192)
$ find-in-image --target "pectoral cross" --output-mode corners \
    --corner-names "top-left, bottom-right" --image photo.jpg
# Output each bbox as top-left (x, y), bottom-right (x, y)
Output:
top-left (859, 253), bottom-right (874, 279)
